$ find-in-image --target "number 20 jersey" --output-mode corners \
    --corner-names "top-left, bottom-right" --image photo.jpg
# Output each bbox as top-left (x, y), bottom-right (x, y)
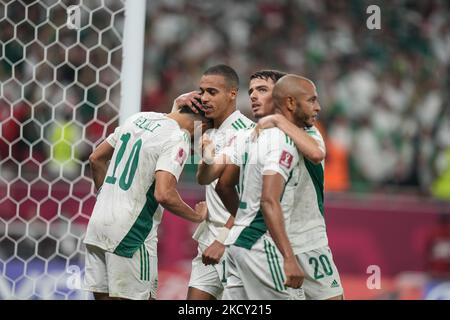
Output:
top-left (84, 112), bottom-right (190, 258)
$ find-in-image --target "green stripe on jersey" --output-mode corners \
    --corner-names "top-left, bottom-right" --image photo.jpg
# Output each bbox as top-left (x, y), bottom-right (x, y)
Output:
top-left (183, 132), bottom-right (190, 143)
top-left (306, 129), bottom-right (319, 137)
top-left (284, 134), bottom-right (293, 146)
top-left (237, 118), bottom-right (247, 129)
top-left (114, 182), bottom-right (159, 258)
top-left (231, 123), bottom-right (239, 130)
top-left (304, 159), bottom-right (324, 216)
top-left (235, 170), bottom-right (293, 249)
top-left (235, 210), bottom-right (267, 249)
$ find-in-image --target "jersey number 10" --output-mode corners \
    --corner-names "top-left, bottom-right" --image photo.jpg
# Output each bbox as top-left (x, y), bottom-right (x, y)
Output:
top-left (105, 132), bottom-right (142, 191)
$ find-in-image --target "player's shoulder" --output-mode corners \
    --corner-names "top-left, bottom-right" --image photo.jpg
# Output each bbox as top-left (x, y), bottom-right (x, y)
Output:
top-left (259, 127), bottom-right (298, 156)
top-left (305, 125), bottom-right (324, 140)
top-left (260, 127), bottom-right (293, 145)
top-left (228, 111), bottom-right (255, 131)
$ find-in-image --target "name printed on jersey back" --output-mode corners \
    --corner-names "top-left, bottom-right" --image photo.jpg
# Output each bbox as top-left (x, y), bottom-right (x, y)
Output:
top-left (133, 115), bottom-right (163, 133)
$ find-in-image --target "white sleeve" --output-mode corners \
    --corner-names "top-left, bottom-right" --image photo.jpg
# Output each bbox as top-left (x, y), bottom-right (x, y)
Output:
top-left (306, 126), bottom-right (326, 153)
top-left (106, 126), bottom-right (121, 148)
top-left (155, 134), bottom-right (190, 181)
top-left (261, 130), bottom-right (299, 182)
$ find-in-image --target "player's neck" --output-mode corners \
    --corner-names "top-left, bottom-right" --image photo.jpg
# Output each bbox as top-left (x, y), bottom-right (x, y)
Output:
top-left (213, 107), bottom-right (236, 129)
top-left (166, 113), bottom-right (191, 134)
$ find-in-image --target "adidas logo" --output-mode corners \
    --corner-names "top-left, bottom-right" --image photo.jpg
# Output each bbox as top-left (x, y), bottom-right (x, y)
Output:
top-left (330, 279), bottom-right (340, 288)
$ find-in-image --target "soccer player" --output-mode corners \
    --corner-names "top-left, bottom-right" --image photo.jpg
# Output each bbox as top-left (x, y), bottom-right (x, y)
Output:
top-left (173, 64), bottom-right (254, 300)
top-left (83, 106), bottom-right (210, 300)
top-left (256, 77), bottom-right (344, 300)
top-left (218, 74), bottom-right (307, 299)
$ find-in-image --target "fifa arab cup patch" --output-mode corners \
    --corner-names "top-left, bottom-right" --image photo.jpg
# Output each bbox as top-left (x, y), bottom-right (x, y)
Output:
top-left (175, 148), bottom-right (187, 166)
top-left (279, 150), bottom-right (293, 169)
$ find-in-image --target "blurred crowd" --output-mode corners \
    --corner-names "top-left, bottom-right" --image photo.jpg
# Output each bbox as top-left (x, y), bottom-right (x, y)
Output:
top-left (142, 0), bottom-right (450, 197)
top-left (1, 0), bottom-right (449, 198)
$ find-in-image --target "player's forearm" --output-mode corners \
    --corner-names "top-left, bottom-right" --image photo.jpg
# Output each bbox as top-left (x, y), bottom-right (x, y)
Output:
top-left (224, 216), bottom-right (234, 229)
top-left (215, 182), bottom-right (239, 218)
top-left (260, 199), bottom-right (295, 260)
top-left (196, 160), bottom-right (225, 185)
top-left (275, 116), bottom-right (325, 164)
top-left (156, 188), bottom-right (201, 223)
top-left (89, 159), bottom-right (108, 191)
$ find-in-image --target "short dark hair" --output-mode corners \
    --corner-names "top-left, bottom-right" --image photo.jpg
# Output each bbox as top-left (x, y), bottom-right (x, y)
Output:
top-left (203, 64), bottom-right (239, 90)
top-left (250, 70), bottom-right (287, 84)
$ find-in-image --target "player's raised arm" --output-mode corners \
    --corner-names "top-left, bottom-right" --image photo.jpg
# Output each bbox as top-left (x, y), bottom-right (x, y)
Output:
top-left (171, 90), bottom-right (205, 113)
top-left (261, 171), bottom-right (304, 289)
top-left (89, 140), bottom-right (115, 191)
top-left (257, 114), bottom-right (325, 164)
top-left (154, 170), bottom-right (206, 223)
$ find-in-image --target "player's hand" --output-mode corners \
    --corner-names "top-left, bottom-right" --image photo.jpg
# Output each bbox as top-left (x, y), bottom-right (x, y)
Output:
top-left (258, 114), bottom-right (282, 129)
top-left (172, 91), bottom-right (204, 113)
top-left (202, 240), bottom-right (225, 265)
top-left (194, 201), bottom-right (208, 222)
top-left (251, 115), bottom-right (276, 140)
top-left (199, 133), bottom-right (215, 164)
top-left (283, 257), bottom-right (304, 289)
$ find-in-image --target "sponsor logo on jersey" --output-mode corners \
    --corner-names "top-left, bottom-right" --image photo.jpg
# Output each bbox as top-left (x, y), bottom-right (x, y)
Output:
top-left (279, 150), bottom-right (293, 169)
top-left (331, 279), bottom-right (340, 288)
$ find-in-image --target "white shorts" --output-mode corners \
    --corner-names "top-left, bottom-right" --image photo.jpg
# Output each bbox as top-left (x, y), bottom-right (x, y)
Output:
top-left (188, 247), bottom-right (226, 299)
top-left (223, 235), bottom-right (291, 300)
top-left (291, 246), bottom-right (344, 300)
top-left (83, 244), bottom-right (158, 300)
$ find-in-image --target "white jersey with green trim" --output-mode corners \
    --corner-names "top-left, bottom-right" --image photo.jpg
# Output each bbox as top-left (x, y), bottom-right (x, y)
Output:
top-left (223, 128), bottom-right (300, 249)
top-left (84, 112), bottom-right (190, 258)
top-left (193, 110), bottom-right (254, 250)
top-left (288, 125), bottom-right (329, 254)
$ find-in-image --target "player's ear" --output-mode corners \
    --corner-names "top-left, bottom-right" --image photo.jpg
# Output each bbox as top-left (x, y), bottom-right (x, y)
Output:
top-left (229, 88), bottom-right (237, 101)
top-left (286, 96), bottom-right (295, 111)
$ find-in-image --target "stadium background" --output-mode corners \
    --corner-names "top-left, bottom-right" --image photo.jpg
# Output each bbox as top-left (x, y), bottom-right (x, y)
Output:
top-left (1, 0), bottom-right (450, 299)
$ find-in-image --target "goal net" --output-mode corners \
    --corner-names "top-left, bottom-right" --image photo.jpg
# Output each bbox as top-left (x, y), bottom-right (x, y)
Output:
top-left (0, 0), bottom-right (130, 299)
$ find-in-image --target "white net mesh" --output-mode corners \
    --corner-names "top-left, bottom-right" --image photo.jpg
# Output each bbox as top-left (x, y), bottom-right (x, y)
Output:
top-left (0, 0), bottom-right (125, 299)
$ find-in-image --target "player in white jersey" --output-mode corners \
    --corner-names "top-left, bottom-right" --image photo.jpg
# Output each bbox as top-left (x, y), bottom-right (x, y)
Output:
top-left (220, 75), bottom-right (314, 299)
top-left (83, 106), bottom-right (210, 300)
top-left (172, 64), bottom-right (254, 300)
top-left (199, 70), bottom-right (289, 267)
top-left (256, 79), bottom-right (344, 300)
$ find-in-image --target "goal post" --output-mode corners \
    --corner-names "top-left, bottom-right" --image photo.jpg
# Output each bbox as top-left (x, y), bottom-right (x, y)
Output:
top-left (0, 0), bottom-right (145, 299)
top-left (119, 0), bottom-right (145, 124)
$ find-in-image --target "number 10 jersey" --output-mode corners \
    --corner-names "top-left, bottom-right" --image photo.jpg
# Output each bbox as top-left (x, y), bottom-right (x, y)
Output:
top-left (84, 112), bottom-right (190, 258)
